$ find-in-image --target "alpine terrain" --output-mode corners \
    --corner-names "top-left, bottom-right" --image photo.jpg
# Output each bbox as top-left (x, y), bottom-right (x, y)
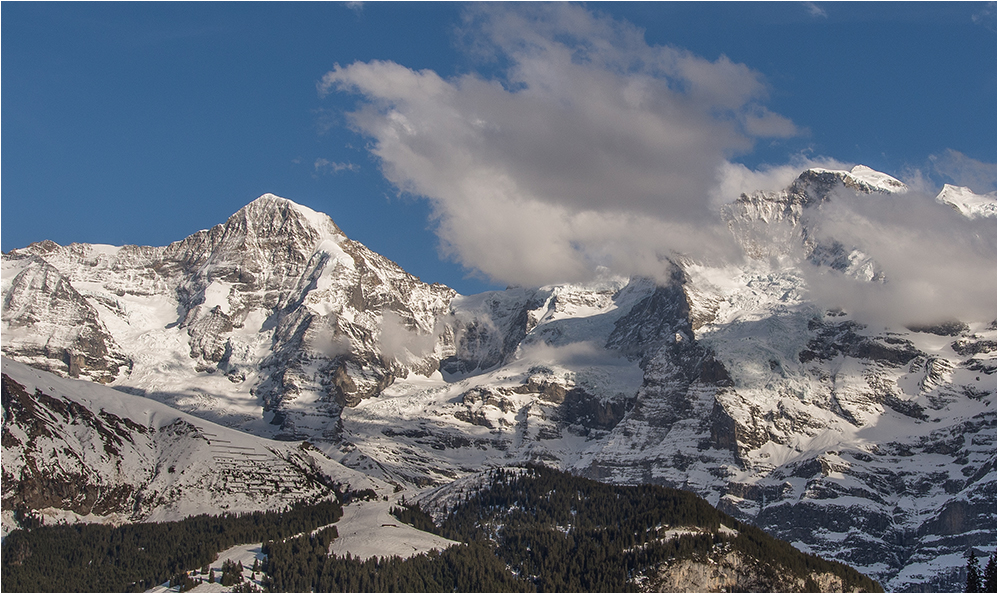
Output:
top-left (2, 166), bottom-right (995, 591)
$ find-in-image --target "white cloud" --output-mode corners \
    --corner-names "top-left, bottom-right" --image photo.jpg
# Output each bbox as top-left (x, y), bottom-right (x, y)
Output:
top-left (312, 333), bottom-right (352, 358)
top-left (972, 2), bottom-right (996, 30)
top-left (801, 186), bottom-right (996, 326)
top-left (803, 2), bottom-right (828, 18)
top-left (518, 340), bottom-right (632, 368)
top-left (742, 106), bottom-right (799, 138)
top-left (378, 310), bottom-right (437, 364)
top-left (321, 3), bottom-right (799, 286)
top-left (318, 3), bottom-right (994, 329)
top-left (314, 158), bottom-right (359, 175)
top-left (929, 149), bottom-right (997, 194)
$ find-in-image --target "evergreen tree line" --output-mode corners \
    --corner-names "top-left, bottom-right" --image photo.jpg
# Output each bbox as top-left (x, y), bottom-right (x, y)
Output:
top-left (420, 465), bottom-right (881, 592)
top-left (262, 527), bottom-right (529, 592)
top-left (2, 465), bottom-right (886, 592)
top-left (0, 499), bottom-right (341, 592)
top-left (259, 465), bottom-right (881, 592)
top-left (965, 551), bottom-right (997, 593)
top-left (389, 498), bottom-right (438, 534)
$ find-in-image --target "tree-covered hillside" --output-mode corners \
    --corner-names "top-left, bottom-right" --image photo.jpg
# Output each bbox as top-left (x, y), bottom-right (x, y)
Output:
top-left (0, 500), bottom-right (341, 592)
top-left (432, 465), bottom-right (882, 592)
top-left (1, 465), bottom-right (882, 592)
top-left (262, 465), bottom-right (881, 592)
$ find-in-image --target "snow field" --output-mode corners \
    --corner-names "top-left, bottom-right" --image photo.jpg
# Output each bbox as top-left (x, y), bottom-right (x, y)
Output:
top-left (329, 498), bottom-right (460, 561)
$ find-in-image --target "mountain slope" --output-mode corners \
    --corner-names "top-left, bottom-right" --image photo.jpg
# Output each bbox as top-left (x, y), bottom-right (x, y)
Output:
top-left (1, 357), bottom-right (381, 531)
top-left (2, 194), bottom-right (455, 440)
top-left (1, 168), bottom-right (994, 591)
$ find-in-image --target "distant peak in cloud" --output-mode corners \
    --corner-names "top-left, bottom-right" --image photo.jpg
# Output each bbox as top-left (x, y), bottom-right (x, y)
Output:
top-left (802, 180), bottom-right (995, 327)
top-left (317, 2), bottom-right (994, 334)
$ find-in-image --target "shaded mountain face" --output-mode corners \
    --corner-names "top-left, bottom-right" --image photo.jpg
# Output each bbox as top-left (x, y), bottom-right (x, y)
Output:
top-left (2, 169), bottom-right (995, 591)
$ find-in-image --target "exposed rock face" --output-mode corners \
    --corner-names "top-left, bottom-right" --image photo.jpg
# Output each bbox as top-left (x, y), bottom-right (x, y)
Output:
top-left (1, 257), bottom-right (129, 382)
top-left (334, 168), bottom-right (993, 591)
top-left (2, 169), bottom-right (994, 591)
top-left (1, 373), bottom-right (142, 516)
top-left (642, 549), bottom-right (844, 593)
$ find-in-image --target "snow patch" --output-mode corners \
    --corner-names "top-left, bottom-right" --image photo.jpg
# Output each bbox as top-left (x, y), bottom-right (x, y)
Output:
top-left (329, 499), bottom-right (459, 561)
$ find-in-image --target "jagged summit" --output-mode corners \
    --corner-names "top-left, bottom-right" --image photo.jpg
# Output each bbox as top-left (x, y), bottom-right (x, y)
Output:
top-left (1, 191), bottom-right (456, 431)
top-left (787, 164), bottom-right (907, 205)
top-left (234, 193), bottom-right (346, 240)
top-left (166, 193), bottom-right (348, 270)
top-left (840, 164), bottom-right (908, 193)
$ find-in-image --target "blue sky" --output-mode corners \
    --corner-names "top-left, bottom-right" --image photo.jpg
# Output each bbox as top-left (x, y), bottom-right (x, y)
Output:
top-left (2, 1), bottom-right (995, 295)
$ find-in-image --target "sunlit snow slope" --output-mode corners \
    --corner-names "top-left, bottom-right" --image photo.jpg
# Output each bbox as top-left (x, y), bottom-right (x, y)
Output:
top-left (1, 357), bottom-right (382, 534)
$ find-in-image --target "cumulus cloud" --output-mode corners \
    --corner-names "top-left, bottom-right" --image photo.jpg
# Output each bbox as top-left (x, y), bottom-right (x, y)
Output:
top-left (320, 3), bottom-right (800, 286)
top-left (801, 186), bottom-right (996, 327)
top-left (318, 3), bottom-right (994, 329)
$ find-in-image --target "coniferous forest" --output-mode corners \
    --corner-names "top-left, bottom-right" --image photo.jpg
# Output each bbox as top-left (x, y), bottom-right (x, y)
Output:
top-left (262, 466), bottom-right (881, 593)
top-left (0, 500), bottom-right (342, 592)
top-left (1, 466), bottom-right (884, 592)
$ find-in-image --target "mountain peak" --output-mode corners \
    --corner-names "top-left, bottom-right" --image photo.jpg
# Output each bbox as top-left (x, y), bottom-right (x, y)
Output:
top-left (936, 184), bottom-right (998, 218)
top-left (800, 165), bottom-right (908, 195)
top-left (250, 192), bottom-right (287, 203)
top-left (846, 164), bottom-right (908, 193)
top-left (784, 164), bottom-right (908, 206)
top-left (229, 193), bottom-right (345, 242)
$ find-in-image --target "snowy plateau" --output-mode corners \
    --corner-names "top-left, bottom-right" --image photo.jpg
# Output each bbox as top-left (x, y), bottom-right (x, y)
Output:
top-left (1, 166), bottom-right (995, 592)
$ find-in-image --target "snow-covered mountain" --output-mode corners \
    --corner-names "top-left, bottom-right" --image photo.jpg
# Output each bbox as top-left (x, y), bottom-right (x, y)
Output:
top-left (2, 168), bottom-right (994, 591)
top-left (1, 195), bottom-right (455, 440)
top-left (936, 183), bottom-right (998, 219)
top-left (1, 357), bottom-right (382, 529)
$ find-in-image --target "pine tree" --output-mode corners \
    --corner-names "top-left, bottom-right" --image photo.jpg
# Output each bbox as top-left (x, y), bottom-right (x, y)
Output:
top-left (965, 551), bottom-right (982, 593)
top-left (984, 553), bottom-right (997, 593)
